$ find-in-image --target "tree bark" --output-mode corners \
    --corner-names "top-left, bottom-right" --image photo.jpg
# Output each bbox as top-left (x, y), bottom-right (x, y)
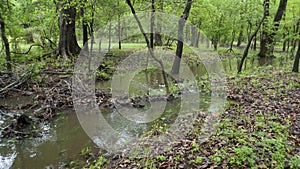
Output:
top-left (150, 0), bottom-right (155, 49)
top-left (269, 0), bottom-right (288, 54)
top-left (258, 0), bottom-right (287, 57)
top-left (292, 40), bottom-right (300, 72)
top-left (258, 0), bottom-right (270, 57)
top-left (58, 0), bottom-right (81, 58)
top-left (0, 14), bottom-right (12, 72)
top-left (171, 0), bottom-right (193, 75)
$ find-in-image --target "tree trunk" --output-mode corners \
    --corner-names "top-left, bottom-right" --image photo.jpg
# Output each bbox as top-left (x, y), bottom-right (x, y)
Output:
top-left (81, 7), bottom-right (89, 52)
top-left (185, 24), bottom-right (190, 44)
top-left (291, 19), bottom-right (300, 53)
top-left (228, 30), bottom-right (235, 53)
top-left (282, 29), bottom-right (287, 52)
top-left (108, 21), bottom-right (112, 51)
top-left (0, 15), bottom-right (12, 72)
top-left (253, 34), bottom-right (257, 51)
top-left (195, 31), bottom-right (200, 48)
top-left (154, 0), bottom-right (163, 46)
top-left (268, 0), bottom-right (288, 54)
top-left (237, 26), bottom-right (243, 47)
top-left (292, 40), bottom-right (300, 72)
top-left (258, 0), bottom-right (270, 57)
top-left (155, 32), bottom-right (163, 46)
top-left (212, 38), bottom-right (218, 51)
top-left (58, 0), bottom-right (81, 58)
top-left (171, 0), bottom-right (193, 75)
top-left (190, 25), bottom-right (197, 47)
top-left (118, 15), bottom-right (122, 49)
top-left (238, 3), bottom-right (267, 73)
top-left (126, 0), bottom-right (170, 96)
top-left (90, 2), bottom-right (95, 54)
top-left (150, 0), bottom-right (155, 49)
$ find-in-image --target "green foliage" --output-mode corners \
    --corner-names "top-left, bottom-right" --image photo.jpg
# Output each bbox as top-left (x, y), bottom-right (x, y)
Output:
top-left (80, 147), bottom-right (91, 156)
top-left (90, 156), bottom-right (107, 169)
top-left (210, 112), bottom-right (297, 168)
top-left (190, 156), bottom-right (202, 164)
top-left (289, 156), bottom-right (300, 169)
top-left (155, 155), bottom-right (166, 161)
top-left (191, 141), bottom-right (199, 153)
top-left (230, 146), bottom-right (255, 167)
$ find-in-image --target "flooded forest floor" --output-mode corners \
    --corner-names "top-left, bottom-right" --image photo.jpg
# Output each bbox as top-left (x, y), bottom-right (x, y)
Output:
top-left (0, 49), bottom-right (299, 168)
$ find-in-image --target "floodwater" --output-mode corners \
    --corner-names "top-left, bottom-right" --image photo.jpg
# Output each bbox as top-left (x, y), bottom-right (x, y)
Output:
top-left (0, 108), bottom-right (95, 169)
top-left (0, 55), bottom-right (284, 168)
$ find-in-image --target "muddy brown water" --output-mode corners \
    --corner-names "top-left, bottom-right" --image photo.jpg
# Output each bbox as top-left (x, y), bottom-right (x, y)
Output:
top-left (0, 56), bottom-right (285, 168)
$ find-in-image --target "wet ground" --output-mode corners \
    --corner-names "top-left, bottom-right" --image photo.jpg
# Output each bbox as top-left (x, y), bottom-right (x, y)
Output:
top-left (0, 56), bottom-right (287, 168)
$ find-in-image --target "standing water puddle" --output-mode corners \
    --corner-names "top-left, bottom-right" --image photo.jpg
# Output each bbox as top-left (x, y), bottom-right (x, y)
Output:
top-left (0, 108), bottom-right (95, 169)
top-left (0, 56), bottom-right (286, 168)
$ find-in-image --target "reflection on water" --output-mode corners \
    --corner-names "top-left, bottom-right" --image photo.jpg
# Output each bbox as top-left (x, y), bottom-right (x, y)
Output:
top-left (0, 56), bottom-right (287, 168)
top-left (0, 143), bottom-right (16, 169)
top-left (0, 110), bottom-right (95, 169)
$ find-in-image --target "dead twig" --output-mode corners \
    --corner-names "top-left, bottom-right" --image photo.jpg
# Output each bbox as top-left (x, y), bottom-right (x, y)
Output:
top-left (0, 69), bottom-right (32, 93)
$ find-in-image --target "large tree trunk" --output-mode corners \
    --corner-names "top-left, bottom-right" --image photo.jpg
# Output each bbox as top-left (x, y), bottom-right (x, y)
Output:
top-left (259, 0), bottom-right (287, 57)
top-left (0, 15), bottom-right (12, 72)
top-left (171, 0), bottom-right (193, 75)
top-left (58, 0), bottom-right (81, 58)
top-left (269, 0), bottom-right (288, 54)
top-left (292, 40), bottom-right (300, 72)
top-left (258, 0), bottom-right (270, 57)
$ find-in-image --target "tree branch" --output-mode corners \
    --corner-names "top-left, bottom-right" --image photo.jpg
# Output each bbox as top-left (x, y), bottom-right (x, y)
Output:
top-left (11, 44), bottom-right (44, 55)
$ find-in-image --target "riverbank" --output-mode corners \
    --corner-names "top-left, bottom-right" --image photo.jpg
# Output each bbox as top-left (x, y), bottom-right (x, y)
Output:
top-left (76, 66), bottom-right (299, 169)
top-left (1, 48), bottom-right (299, 168)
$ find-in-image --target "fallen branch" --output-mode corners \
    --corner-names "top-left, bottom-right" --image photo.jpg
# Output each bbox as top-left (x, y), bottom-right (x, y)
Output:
top-left (40, 70), bottom-right (74, 75)
top-left (0, 69), bottom-right (32, 93)
top-left (11, 44), bottom-right (44, 55)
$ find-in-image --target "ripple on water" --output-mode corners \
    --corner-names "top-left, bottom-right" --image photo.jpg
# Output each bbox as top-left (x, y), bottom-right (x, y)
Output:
top-left (0, 143), bottom-right (16, 169)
